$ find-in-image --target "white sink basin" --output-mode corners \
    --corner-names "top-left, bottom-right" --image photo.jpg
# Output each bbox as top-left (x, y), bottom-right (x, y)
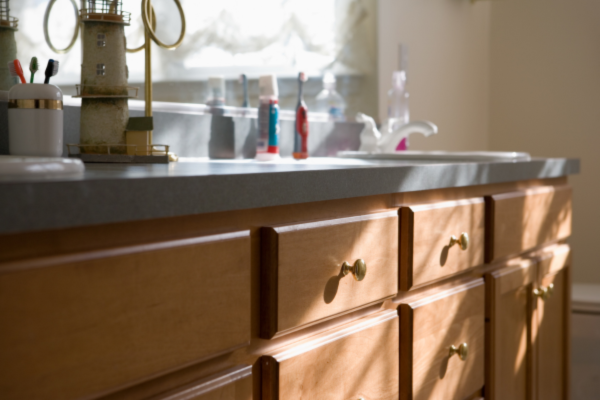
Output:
top-left (337, 151), bottom-right (531, 162)
top-left (0, 156), bottom-right (85, 180)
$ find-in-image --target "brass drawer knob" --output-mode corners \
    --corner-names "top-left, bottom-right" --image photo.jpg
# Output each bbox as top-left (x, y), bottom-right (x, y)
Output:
top-left (449, 343), bottom-right (468, 361)
top-left (449, 232), bottom-right (469, 250)
top-left (342, 259), bottom-right (367, 281)
top-left (533, 283), bottom-right (555, 300)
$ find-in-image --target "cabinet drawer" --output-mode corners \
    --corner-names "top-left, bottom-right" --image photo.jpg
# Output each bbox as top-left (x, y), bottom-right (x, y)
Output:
top-left (399, 198), bottom-right (485, 290)
top-left (261, 211), bottom-right (398, 338)
top-left (0, 231), bottom-right (251, 400)
top-left (485, 185), bottom-right (572, 262)
top-left (262, 310), bottom-right (399, 400)
top-left (148, 366), bottom-right (252, 400)
top-left (399, 279), bottom-right (485, 400)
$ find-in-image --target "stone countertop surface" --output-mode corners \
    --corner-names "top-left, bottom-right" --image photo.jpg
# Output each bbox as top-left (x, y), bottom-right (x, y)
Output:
top-left (0, 157), bottom-right (580, 235)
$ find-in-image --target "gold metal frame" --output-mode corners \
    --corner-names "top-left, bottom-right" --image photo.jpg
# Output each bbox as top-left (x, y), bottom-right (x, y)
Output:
top-left (44, 0), bottom-right (79, 54)
top-left (8, 99), bottom-right (63, 110)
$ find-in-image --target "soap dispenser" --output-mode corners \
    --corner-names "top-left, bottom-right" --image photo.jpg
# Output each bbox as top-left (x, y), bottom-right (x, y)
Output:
top-left (387, 44), bottom-right (410, 150)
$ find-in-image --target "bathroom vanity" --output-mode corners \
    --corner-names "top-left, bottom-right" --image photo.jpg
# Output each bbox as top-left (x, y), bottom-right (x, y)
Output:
top-left (0, 157), bottom-right (578, 400)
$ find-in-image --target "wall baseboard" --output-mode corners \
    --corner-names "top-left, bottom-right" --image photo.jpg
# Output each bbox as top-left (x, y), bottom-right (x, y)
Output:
top-left (573, 283), bottom-right (600, 314)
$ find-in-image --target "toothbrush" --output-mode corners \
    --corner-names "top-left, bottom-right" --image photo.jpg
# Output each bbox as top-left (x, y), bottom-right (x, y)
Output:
top-left (239, 74), bottom-right (249, 108)
top-left (293, 72), bottom-right (309, 160)
top-left (7, 60), bottom-right (26, 84)
top-left (29, 57), bottom-right (39, 83)
top-left (44, 59), bottom-right (59, 84)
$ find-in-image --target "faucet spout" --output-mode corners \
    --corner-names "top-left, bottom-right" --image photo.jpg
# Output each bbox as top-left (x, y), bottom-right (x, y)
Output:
top-left (379, 120), bottom-right (438, 153)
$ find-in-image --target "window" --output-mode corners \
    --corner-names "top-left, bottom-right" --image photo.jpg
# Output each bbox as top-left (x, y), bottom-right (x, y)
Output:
top-left (96, 64), bottom-right (105, 76)
top-left (12, 0), bottom-right (378, 117)
top-left (97, 33), bottom-right (106, 47)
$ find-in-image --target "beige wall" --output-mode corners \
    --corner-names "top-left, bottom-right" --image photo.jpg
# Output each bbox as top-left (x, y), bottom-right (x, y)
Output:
top-left (489, 0), bottom-right (599, 284)
top-left (378, 0), bottom-right (491, 151)
top-left (378, 0), bottom-right (597, 284)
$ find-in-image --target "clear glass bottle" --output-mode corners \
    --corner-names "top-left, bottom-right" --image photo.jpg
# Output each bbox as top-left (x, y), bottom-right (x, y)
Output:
top-left (387, 44), bottom-right (410, 150)
top-left (387, 70), bottom-right (409, 128)
top-left (206, 76), bottom-right (225, 107)
top-left (315, 72), bottom-right (346, 121)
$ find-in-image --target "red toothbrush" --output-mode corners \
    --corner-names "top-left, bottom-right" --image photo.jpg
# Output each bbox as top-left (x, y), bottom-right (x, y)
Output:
top-left (7, 60), bottom-right (26, 84)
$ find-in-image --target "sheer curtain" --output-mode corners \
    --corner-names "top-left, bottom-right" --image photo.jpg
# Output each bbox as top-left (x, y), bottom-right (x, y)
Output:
top-left (11, 0), bottom-right (378, 116)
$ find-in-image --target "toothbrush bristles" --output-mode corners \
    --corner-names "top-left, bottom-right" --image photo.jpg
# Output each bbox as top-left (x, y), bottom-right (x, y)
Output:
top-left (51, 60), bottom-right (59, 77)
top-left (30, 57), bottom-right (39, 73)
top-left (44, 59), bottom-right (59, 84)
top-left (7, 60), bottom-right (26, 83)
top-left (299, 72), bottom-right (307, 82)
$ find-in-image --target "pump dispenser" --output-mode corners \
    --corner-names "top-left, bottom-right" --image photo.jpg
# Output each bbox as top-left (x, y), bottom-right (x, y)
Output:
top-left (315, 72), bottom-right (346, 121)
top-left (387, 44), bottom-right (410, 150)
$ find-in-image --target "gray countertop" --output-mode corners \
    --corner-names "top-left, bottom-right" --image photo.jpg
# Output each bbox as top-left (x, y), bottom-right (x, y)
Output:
top-left (0, 157), bottom-right (580, 235)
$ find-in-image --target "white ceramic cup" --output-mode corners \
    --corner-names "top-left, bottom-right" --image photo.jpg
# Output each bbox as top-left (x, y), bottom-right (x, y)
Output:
top-left (8, 84), bottom-right (64, 157)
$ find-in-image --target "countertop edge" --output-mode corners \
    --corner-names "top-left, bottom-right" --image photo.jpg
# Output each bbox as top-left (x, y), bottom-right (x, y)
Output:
top-left (0, 158), bottom-right (580, 235)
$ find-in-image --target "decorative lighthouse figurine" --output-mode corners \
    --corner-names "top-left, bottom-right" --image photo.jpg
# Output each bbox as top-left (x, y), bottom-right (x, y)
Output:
top-left (46, 0), bottom-right (185, 161)
top-left (76, 0), bottom-right (135, 154)
top-left (0, 0), bottom-right (18, 90)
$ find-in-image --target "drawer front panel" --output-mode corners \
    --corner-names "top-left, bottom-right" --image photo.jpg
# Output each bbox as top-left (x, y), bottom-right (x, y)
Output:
top-left (148, 366), bottom-right (252, 400)
top-left (400, 279), bottom-right (485, 400)
top-left (485, 185), bottom-right (572, 262)
top-left (261, 212), bottom-right (398, 338)
top-left (262, 310), bottom-right (399, 400)
top-left (0, 231), bottom-right (251, 400)
top-left (400, 198), bottom-right (485, 290)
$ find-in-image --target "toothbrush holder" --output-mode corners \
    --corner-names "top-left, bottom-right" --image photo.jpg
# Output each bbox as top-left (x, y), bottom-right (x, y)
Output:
top-left (8, 83), bottom-right (64, 157)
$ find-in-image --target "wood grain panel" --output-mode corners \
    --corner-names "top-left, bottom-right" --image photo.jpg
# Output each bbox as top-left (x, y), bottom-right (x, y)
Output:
top-left (485, 259), bottom-right (536, 400)
top-left (485, 185), bottom-right (572, 262)
top-left (0, 231), bottom-right (251, 400)
top-left (399, 279), bottom-right (485, 400)
top-left (535, 246), bottom-right (570, 400)
top-left (147, 366), bottom-right (252, 400)
top-left (261, 212), bottom-right (398, 338)
top-left (400, 198), bottom-right (485, 291)
top-left (262, 310), bottom-right (399, 400)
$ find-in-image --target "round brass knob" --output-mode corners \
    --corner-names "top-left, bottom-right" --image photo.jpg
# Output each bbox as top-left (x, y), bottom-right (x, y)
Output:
top-left (534, 284), bottom-right (554, 301)
top-left (449, 232), bottom-right (469, 250)
top-left (449, 343), bottom-right (468, 361)
top-left (546, 283), bottom-right (555, 297)
top-left (342, 259), bottom-right (367, 281)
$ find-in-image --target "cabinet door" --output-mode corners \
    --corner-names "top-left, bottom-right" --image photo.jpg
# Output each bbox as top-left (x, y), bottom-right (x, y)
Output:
top-left (534, 245), bottom-right (571, 400)
top-left (485, 259), bottom-right (536, 400)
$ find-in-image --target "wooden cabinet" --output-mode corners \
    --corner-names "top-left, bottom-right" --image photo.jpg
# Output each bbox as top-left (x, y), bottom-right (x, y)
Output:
top-left (398, 279), bottom-right (485, 400)
top-left (262, 310), bottom-right (399, 400)
top-left (0, 231), bottom-right (251, 400)
top-left (0, 179), bottom-right (573, 400)
top-left (485, 186), bottom-right (572, 262)
top-left (147, 366), bottom-right (252, 400)
top-left (399, 198), bottom-right (485, 290)
top-left (485, 244), bottom-right (571, 400)
top-left (260, 211), bottom-right (398, 338)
